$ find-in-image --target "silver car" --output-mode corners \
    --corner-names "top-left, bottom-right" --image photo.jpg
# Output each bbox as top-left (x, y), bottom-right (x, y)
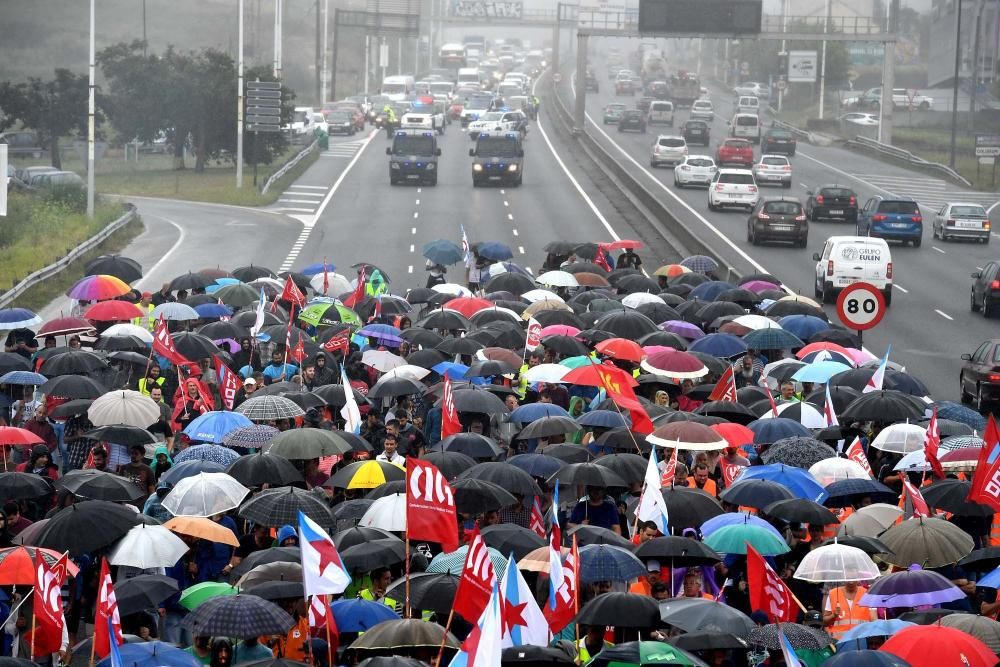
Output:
top-left (650, 135), bottom-right (687, 168)
top-left (752, 154), bottom-right (792, 188)
top-left (932, 202), bottom-right (991, 243)
top-left (673, 155), bottom-right (717, 188)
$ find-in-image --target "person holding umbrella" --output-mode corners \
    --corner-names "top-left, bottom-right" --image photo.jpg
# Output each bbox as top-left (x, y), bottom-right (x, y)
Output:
top-left (568, 486), bottom-right (622, 535)
top-left (822, 579), bottom-right (876, 639)
top-left (577, 625), bottom-right (613, 663)
top-left (424, 259), bottom-right (447, 288)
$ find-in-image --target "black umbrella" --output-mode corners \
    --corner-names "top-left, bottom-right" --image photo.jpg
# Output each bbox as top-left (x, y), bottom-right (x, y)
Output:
top-left (594, 310), bottom-right (658, 340)
top-left (93, 335), bottom-right (148, 353)
top-left (593, 428), bottom-right (651, 453)
top-left (822, 535), bottom-right (893, 555)
top-left (231, 310), bottom-right (284, 329)
top-left (465, 360), bottom-right (516, 378)
top-left (658, 487), bottom-right (726, 529)
top-left (85, 254), bottom-right (143, 282)
top-left (333, 527), bottom-right (397, 551)
top-left (312, 384), bottom-right (371, 407)
top-left (228, 547), bottom-right (300, 583)
top-left (452, 478), bottom-right (517, 514)
top-left (170, 272), bottom-right (214, 291)
top-left (839, 390), bottom-right (926, 423)
top-left (34, 500), bottom-right (143, 555)
top-left (418, 310), bottom-right (472, 331)
top-left (341, 538), bottom-right (406, 572)
top-left (805, 385), bottom-right (861, 415)
top-left (182, 594), bottom-right (293, 638)
top-left (384, 572), bottom-right (461, 616)
top-left (231, 265), bottom-right (277, 282)
top-left (548, 462), bottom-right (625, 488)
top-left (115, 574), bottom-right (179, 615)
top-left (331, 499), bottom-right (374, 524)
top-left (533, 310), bottom-right (587, 330)
top-left (348, 618), bottom-right (458, 651)
top-left (565, 525), bottom-right (634, 548)
top-left (242, 579), bottom-right (304, 601)
top-left (539, 335), bottom-right (589, 357)
top-left (40, 351), bottom-right (106, 376)
top-left (564, 261), bottom-right (609, 275)
top-left (823, 478), bottom-right (898, 507)
top-left (0, 472), bottom-right (53, 499)
top-left (763, 498), bottom-right (841, 525)
top-left (83, 425), bottom-right (156, 447)
top-left (592, 453), bottom-right (647, 485)
top-left (480, 523), bottom-right (546, 559)
top-left (575, 593), bottom-right (660, 628)
top-left (363, 481), bottom-right (403, 500)
top-left (671, 632), bottom-right (749, 652)
top-left (430, 433), bottom-right (501, 459)
top-left (959, 546), bottom-right (1000, 572)
top-left (171, 332), bottom-right (219, 361)
top-left (48, 398), bottom-right (94, 419)
top-left (279, 392), bottom-right (325, 411)
top-left (696, 301), bottom-right (746, 325)
top-left (637, 331), bottom-right (688, 350)
top-left (368, 376), bottom-right (427, 399)
top-left (922, 478), bottom-right (993, 516)
top-left (501, 646), bottom-right (574, 667)
top-left (659, 597), bottom-right (755, 635)
top-left (749, 622), bottom-right (833, 650)
top-left (55, 469), bottom-right (142, 502)
top-left (719, 479), bottom-right (796, 510)
top-left (226, 453), bottom-right (303, 487)
top-left (445, 386), bottom-right (510, 415)
top-left (695, 401), bottom-right (757, 425)
top-left (766, 300), bottom-right (826, 319)
top-left (635, 537), bottom-right (721, 566)
top-left (400, 327), bottom-right (444, 348)
top-left (419, 451), bottom-right (475, 481)
top-left (540, 444), bottom-right (593, 463)
top-left (519, 416), bottom-right (582, 440)
top-left (198, 320), bottom-right (249, 340)
top-left (485, 273), bottom-right (536, 295)
top-left (239, 486), bottom-right (333, 527)
top-left (437, 337), bottom-right (484, 356)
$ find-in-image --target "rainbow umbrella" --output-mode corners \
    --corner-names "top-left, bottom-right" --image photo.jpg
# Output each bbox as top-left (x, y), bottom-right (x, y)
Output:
top-left (67, 274), bottom-right (132, 301)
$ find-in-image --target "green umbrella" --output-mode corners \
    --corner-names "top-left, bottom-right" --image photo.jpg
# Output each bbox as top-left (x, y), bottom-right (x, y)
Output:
top-left (702, 523), bottom-right (790, 556)
top-left (299, 303), bottom-right (361, 327)
top-left (213, 283), bottom-right (259, 308)
top-left (180, 581), bottom-right (238, 611)
top-left (586, 641), bottom-right (706, 667)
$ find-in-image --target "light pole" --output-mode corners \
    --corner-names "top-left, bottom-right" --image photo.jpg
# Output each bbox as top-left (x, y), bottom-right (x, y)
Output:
top-left (87, 0), bottom-right (96, 218)
top-left (321, 0), bottom-right (329, 102)
top-left (949, 0), bottom-right (964, 168)
top-left (237, 0), bottom-right (245, 189)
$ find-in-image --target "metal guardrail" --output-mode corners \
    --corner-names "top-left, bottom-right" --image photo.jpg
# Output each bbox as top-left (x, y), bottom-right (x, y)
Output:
top-left (0, 204), bottom-right (139, 308)
top-left (760, 14), bottom-right (885, 35)
top-left (260, 139), bottom-right (318, 195)
top-left (846, 135), bottom-right (973, 187)
top-left (769, 117), bottom-right (812, 141)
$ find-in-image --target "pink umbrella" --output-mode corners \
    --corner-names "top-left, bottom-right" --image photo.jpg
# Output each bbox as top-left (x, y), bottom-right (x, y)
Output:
top-left (845, 348), bottom-right (877, 365)
top-left (742, 280), bottom-right (780, 294)
top-left (539, 324), bottom-right (581, 338)
top-left (640, 349), bottom-right (708, 380)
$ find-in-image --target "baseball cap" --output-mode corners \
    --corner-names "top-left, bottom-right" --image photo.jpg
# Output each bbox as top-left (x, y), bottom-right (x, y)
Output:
top-left (141, 291), bottom-right (153, 298)
top-left (244, 378), bottom-right (257, 386)
top-left (803, 609), bottom-right (823, 628)
top-left (646, 559), bottom-right (661, 571)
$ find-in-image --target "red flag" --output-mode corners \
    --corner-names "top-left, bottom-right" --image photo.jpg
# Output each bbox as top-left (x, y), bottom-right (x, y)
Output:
top-left (968, 415), bottom-right (1000, 511)
top-left (544, 535), bottom-right (578, 633)
top-left (406, 458), bottom-right (459, 553)
top-left (846, 437), bottom-right (872, 476)
top-left (152, 316), bottom-right (192, 368)
top-left (707, 366), bottom-right (737, 402)
top-left (322, 331), bottom-right (351, 356)
top-left (924, 406), bottom-right (945, 480)
top-left (441, 373), bottom-right (462, 440)
top-left (595, 364), bottom-right (653, 434)
top-left (593, 244), bottom-right (611, 272)
top-left (213, 356), bottom-right (243, 411)
top-left (281, 275), bottom-right (307, 310)
top-left (93, 557), bottom-right (122, 658)
top-left (766, 389), bottom-right (780, 418)
top-left (746, 543), bottom-right (797, 623)
top-left (322, 262), bottom-right (330, 296)
top-left (659, 448), bottom-right (678, 486)
top-left (529, 497), bottom-right (546, 538)
top-left (343, 267), bottom-right (367, 309)
top-left (291, 338), bottom-right (307, 365)
top-left (902, 478), bottom-right (931, 518)
top-left (453, 527), bottom-right (496, 622)
top-left (721, 460), bottom-right (745, 488)
top-left (28, 551), bottom-right (66, 658)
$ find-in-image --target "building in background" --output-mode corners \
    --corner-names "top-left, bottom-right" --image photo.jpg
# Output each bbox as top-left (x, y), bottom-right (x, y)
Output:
top-left (928, 0), bottom-right (999, 88)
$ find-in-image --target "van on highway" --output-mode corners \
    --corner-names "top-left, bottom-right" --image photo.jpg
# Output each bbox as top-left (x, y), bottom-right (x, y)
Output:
top-left (647, 101), bottom-right (674, 126)
top-left (457, 68), bottom-right (481, 89)
top-left (813, 236), bottom-right (893, 306)
top-left (730, 113), bottom-right (761, 140)
top-left (737, 95), bottom-right (760, 114)
top-left (381, 75), bottom-right (415, 101)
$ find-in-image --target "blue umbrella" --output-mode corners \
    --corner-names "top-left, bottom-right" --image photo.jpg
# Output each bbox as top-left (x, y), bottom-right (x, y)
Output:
top-left (778, 315), bottom-right (830, 340)
top-left (742, 327), bottom-right (804, 350)
top-left (193, 303), bottom-right (233, 319)
top-left (688, 281), bottom-right (736, 301)
top-left (836, 620), bottom-right (915, 651)
top-left (330, 598), bottom-right (400, 631)
top-left (0, 308), bottom-right (42, 330)
top-left (884, 371), bottom-right (929, 397)
top-left (934, 401), bottom-right (985, 432)
top-left (432, 361), bottom-right (469, 379)
top-left (737, 464), bottom-right (828, 503)
top-left (510, 403), bottom-right (571, 423)
top-left (823, 650), bottom-right (913, 666)
top-left (476, 242), bottom-right (514, 261)
top-left (159, 459), bottom-right (226, 486)
top-left (978, 565), bottom-right (1000, 588)
top-left (507, 453), bottom-right (566, 479)
top-left (823, 478), bottom-right (897, 505)
top-left (577, 410), bottom-right (629, 429)
top-left (701, 512), bottom-right (784, 539)
top-left (300, 262), bottom-right (335, 276)
top-left (97, 640), bottom-right (200, 667)
top-left (792, 361), bottom-right (853, 384)
top-left (173, 444), bottom-right (242, 467)
top-left (422, 240), bottom-right (465, 266)
top-left (748, 417), bottom-right (811, 445)
top-left (578, 543), bottom-right (646, 583)
top-left (184, 411), bottom-right (253, 444)
top-left (358, 323), bottom-right (404, 346)
top-left (0, 370), bottom-right (47, 385)
top-left (688, 333), bottom-right (747, 358)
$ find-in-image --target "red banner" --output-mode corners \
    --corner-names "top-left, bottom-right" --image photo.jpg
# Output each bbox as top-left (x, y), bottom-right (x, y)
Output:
top-left (968, 415), bottom-right (1000, 512)
top-left (93, 557), bottom-right (122, 658)
top-left (152, 316), bottom-right (192, 368)
top-left (529, 497), bottom-right (546, 538)
top-left (746, 543), bottom-right (797, 623)
top-left (846, 437), bottom-right (872, 476)
top-left (659, 448), bottom-right (678, 486)
top-left (290, 338), bottom-right (307, 365)
top-left (281, 276), bottom-right (307, 309)
top-left (343, 267), bottom-right (367, 309)
top-left (214, 356), bottom-right (244, 411)
top-left (707, 366), bottom-right (737, 402)
top-left (441, 373), bottom-right (462, 440)
top-left (453, 527), bottom-right (496, 623)
top-left (923, 407), bottom-right (945, 480)
top-left (525, 317), bottom-right (542, 352)
top-left (406, 458), bottom-right (459, 552)
top-left (903, 479), bottom-right (931, 518)
top-left (322, 332), bottom-right (351, 356)
top-left (29, 551), bottom-right (66, 658)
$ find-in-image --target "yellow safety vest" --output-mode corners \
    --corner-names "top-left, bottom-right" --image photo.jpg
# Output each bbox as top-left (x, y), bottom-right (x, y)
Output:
top-left (359, 589), bottom-right (402, 615)
top-left (138, 376), bottom-right (165, 396)
top-left (132, 303), bottom-right (155, 330)
top-left (577, 638), bottom-right (613, 664)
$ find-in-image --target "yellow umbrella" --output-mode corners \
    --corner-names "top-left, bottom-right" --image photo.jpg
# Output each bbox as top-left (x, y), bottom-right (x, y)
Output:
top-left (327, 460), bottom-right (405, 489)
top-left (164, 516), bottom-right (240, 546)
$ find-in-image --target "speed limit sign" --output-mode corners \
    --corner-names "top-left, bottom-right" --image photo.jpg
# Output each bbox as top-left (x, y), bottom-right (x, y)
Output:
top-left (836, 282), bottom-right (886, 331)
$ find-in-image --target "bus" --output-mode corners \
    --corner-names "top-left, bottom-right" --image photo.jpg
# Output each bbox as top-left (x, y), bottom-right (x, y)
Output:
top-left (439, 43), bottom-right (467, 74)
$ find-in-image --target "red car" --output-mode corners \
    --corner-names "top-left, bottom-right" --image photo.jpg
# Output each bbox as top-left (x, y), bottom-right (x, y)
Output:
top-left (448, 99), bottom-right (464, 120)
top-left (715, 138), bottom-right (754, 168)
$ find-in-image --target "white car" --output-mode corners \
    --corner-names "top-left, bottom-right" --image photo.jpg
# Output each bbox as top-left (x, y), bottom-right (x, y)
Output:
top-left (840, 112), bottom-right (879, 127)
top-left (708, 168), bottom-right (759, 211)
top-left (400, 112), bottom-right (445, 135)
top-left (650, 135), bottom-right (687, 168)
top-left (734, 82), bottom-right (767, 98)
top-left (673, 155), bottom-right (717, 188)
top-left (932, 202), bottom-right (991, 243)
top-left (467, 111), bottom-right (521, 139)
top-left (690, 99), bottom-right (715, 121)
top-left (752, 154), bottom-right (792, 188)
top-left (311, 113), bottom-right (329, 136)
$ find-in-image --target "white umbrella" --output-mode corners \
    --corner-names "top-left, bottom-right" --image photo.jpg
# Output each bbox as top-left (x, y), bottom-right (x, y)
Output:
top-left (760, 359), bottom-right (804, 391)
top-left (536, 271), bottom-right (579, 288)
top-left (162, 472), bottom-right (250, 517)
top-left (100, 323), bottom-right (153, 343)
top-left (487, 261), bottom-right (533, 278)
top-left (733, 315), bottom-right (783, 331)
top-left (380, 365), bottom-right (432, 381)
top-left (837, 503), bottom-right (903, 538)
top-left (621, 292), bottom-right (665, 309)
top-left (432, 283), bottom-right (473, 297)
top-left (809, 458), bottom-right (871, 486)
top-left (793, 542), bottom-right (880, 583)
top-left (359, 493), bottom-right (406, 532)
top-left (893, 449), bottom-right (930, 473)
top-left (309, 272), bottom-right (352, 296)
top-left (758, 401), bottom-right (826, 428)
top-left (521, 289), bottom-right (564, 304)
top-left (871, 423), bottom-right (927, 454)
top-left (108, 523), bottom-right (190, 569)
top-left (523, 363), bottom-right (571, 383)
top-left (87, 390), bottom-right (161, 428)
top-left (151, 302), bottom-right (200, 321)
top-left (361, 350), bottom-right (407, 372)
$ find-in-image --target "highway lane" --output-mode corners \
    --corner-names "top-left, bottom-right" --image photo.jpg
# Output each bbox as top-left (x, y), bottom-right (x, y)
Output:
top-left (568, 61), bottom-right (1000, 402)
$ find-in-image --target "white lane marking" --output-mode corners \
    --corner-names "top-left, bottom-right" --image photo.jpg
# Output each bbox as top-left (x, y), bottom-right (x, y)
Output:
top-left (287, 184), bottom-right (328, 190)
top-left (408, 265), bottom-right (414, 273)
top-left (500, 189), bottom-right (506, 195)
top-left (504, 201), bottom-right (509, 207)
top-left (415, 199), bottom-right (420, 205)
top-left (137, 214), bottom-right (187, 290)
top-left (977, 266), bottom-right (984, 271)
top-left (409, 244), bottom-right (415, 252)
top-left (417, 188), bottom-right (422, 193)
top-left (414, 212), bottom-right (419, 219)
top-left (989, 201), bottom-right (999, 214)
top-left (278, 198), bottom-right (322, 204)
top-left (512, 229), bottom-right (519, 236)
top-left (893, 284), bottom-right (909, 293)
top-left (272, 207), bottom-right (315, 213)
top-left (931, 246), bottom-right (945, 254)
top-left (412, 227), bottom-right (417, 234)
top-left (934, 309), bottom-right (954, 321)
top-left (507, 214), bottom-right (514, 220)
top-left (280, 227), bottom-right (314, 272)
top-left (518, 246), bottom-right (525, 254)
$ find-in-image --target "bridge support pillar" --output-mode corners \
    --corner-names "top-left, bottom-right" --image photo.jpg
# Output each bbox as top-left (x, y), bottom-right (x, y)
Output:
top-left (574, 33), bottom-right (588, 132)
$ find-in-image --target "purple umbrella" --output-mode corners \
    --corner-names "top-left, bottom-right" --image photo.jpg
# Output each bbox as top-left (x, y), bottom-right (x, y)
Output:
top-left (660, 320), bottom-right (705, 341)
top-left (859, 565), bottom-right (964, 608)
top-left (742, 280), bottom-right (780, 294)
top-left (700, 512), bottom-right (784, 540)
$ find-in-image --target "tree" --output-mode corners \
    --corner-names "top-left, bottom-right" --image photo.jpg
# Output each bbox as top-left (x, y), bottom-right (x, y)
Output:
top-left (97, 41), bottom-right (172, 147)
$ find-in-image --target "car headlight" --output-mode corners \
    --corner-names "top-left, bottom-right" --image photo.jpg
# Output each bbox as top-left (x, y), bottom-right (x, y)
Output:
top-left (391, 163), bottom-right (400, 169)
top-left (426, 163), bottom-right (435, 170)
top-left (473, 164), bottom-right (483, 172)
top-left (508, 164), bottom-right (518, 172)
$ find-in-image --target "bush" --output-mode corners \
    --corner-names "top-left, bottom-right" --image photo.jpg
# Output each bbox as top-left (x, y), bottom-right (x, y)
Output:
top-left (41, 183), bottom-right (88, 211)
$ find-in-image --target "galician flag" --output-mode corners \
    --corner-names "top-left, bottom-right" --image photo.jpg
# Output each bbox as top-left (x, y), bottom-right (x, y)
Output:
top-left (636, 445), bottom-right (670, 535)
top-left (449, 579), bottom-right (503, 667)
top-left (863, 345), bottom-right (891, 393)
top-left (500, 552), bottom-right (550, 648)
top-left (298, 510), bottom-right (351, 596)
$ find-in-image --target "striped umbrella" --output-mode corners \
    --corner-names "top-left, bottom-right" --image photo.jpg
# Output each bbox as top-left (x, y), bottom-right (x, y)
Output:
top-left (222, 425), bottom-right (279, 449)
top-left (67, 274), bottom-right (131, 301)
top-left (327, 460), bottom-right (405, 489)
top-left (236, 396), bottom-right (305, 421)
top-left (427, 543), bottom-right (508, 577)
top-left (0, 308), bottom-right (42, 330)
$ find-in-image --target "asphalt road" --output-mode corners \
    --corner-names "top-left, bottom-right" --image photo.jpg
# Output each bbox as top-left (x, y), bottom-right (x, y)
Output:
top-left (568, 56), bottom-right (1000, 403)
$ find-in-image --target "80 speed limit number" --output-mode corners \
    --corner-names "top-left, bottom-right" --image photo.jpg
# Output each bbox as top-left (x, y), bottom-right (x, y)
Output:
top-left (836, 282), bottom-right (886, 331)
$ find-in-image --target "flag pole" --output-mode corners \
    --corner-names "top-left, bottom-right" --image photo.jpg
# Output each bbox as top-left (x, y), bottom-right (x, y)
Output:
top-left (404, 530), bottom-right (411, 619)
top-left (572, 534), bottom-right (580, 653)
top-left (29, 599), bottom-right (36, 662)
top-left (323, 594), bottom-right (334, 667)
top-left (433, 608), bottom-right (455, 667)
top-left (88, 621), bottom-right (97, 667)
top-left (584, 356), bottom-right (643, 455)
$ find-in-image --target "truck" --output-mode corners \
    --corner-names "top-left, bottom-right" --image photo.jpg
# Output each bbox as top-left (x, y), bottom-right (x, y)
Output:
top-left (670, 72), bottom-right (700, 108)
top-left (640, 48), bottom-right (667, 85)
top-left (463, 35), bottom-right (486, 61)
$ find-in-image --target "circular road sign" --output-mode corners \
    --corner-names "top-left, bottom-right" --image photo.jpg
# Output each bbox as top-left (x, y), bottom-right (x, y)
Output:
top-left (836, 282), bottom-right (886, 331)
top-left (776, 79), bottom-right (787, 91)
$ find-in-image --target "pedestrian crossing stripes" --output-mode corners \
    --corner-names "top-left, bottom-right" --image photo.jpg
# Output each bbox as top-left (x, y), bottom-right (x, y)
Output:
top-left (852, 173), bottom-right (1000, 212)
top-left (272, 184), bottom-right (329, 214)
top-left (321, 140), bottom-right (367, 158)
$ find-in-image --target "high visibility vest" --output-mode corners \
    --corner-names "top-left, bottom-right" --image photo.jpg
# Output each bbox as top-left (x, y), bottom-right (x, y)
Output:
top-left (687, 477), bottom-right (717, 497)
top-left (577, 638), bottom-right (613, 664)
top-left (359, 588), bottom-right (402, 615)
top-left (132, 303), bottom-right (155, 330)
top-left (989, 514), bottom-right (1000, 548)
top-left (825, 586), bottom-right (874, 638)
top-left (823, 507), bottom-right (852, 541)
top-left (138, 376), bottom-right (165, 396)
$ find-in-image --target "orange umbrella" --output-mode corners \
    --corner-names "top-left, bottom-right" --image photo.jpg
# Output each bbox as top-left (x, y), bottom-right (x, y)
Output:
top-left (605, 239), bottom-right (643, 251)
top-left (517, 544), bottom-right (569, 573)
top-left (653, 264), bottom-right (691, 278)
top-left (164, 516), bottom-right (240, 547)
top-left (595, 338), bottom-right (645, 363)
top-left (0, 546), bottom-right (80, 585)
top-left (574, 272), bottom-right (611, 288)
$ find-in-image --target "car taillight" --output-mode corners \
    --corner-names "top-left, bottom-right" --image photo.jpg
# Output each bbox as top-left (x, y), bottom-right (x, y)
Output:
top-left (783, 165), bottom-right (791, 171)
top-left (986, 221), bottom-right (992, 230)
top-left (827, 260), bottom-right (834, 277)
top-left (849, 196), bottom-right (856, 205)
top-left (681, 165), bottom-right (690, 170)
top-left (991, 280), bottom-right (1000, 290)
top-left (748, 185), bottom-right (757, 192)
top-left (912, 215), bottom-right (922, 223)
top-left (715, 184), bottom-right (725, 192)
top-left (795, 214), bottom-right (806, 221)
top-left (989, 374), bottom-right (1000, 382)
top-left (946, 219), bottom-right (956, 227)
top-left (872, 214), bottom-right (887, 222)
top-left (758, 212), bottom-right (770, 219)
top-left (886, 262), bottom-right (893, 279)
top-left (816, 195), bottom-right (824, 204)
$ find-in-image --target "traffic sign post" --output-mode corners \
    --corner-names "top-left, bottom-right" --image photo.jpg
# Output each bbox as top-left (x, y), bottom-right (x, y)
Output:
top-left (245, 80), bottom-right (283, 185)
top-left (976, 134), bottom-right (1000, 188)
top-left (836, 282), bottom-right (886, 346)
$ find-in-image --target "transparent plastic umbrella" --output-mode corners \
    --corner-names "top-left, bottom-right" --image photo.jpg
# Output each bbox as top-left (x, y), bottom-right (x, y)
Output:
top-left (870, 423), bottom-right (927, 454)
top-left (108, 524), bottom-right (190, 569)
top-left (793, 542), bottom-right (880, 583)
top-left (809, 458), bottom-right (872, 487)
top-left (162, 472), bottom-right (250, 518)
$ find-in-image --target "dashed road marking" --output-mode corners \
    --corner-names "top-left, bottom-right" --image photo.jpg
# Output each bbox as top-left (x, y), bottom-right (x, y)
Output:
top-left (934, 309), bottom-right (954, 321)
top-left (893, 284), bottom-right (909, 293)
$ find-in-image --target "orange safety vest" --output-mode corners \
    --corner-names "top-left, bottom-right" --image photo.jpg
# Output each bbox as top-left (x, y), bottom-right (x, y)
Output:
top-left (826, 586), bottom-right (874, 638)
top-left (990, 514), bottom-right (1000, 548)
top-left (687, 477), bottom-right (717, 497)
top-left (823, 506), bottom-right (853, 541)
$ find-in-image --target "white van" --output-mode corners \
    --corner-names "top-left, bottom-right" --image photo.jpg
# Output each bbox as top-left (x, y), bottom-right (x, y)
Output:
top-left (730, 113), bottom-right (761, 140)
top-left (457, 68), bottom-right (481, 89)
top-left (813, 236), bottom-right (893, 306)
top-left (647, 101), bottom-right (674, 126)
top-left (737, 95), bottom-right (760, 114)
top-left (381, 75), bottom-right (414, 101)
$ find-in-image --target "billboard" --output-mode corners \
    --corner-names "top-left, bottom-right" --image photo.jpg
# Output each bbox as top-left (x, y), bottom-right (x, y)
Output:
top-left (451, 0), bottom-right (523, 18)
top-left (787, 50), bottom-right (817, 83)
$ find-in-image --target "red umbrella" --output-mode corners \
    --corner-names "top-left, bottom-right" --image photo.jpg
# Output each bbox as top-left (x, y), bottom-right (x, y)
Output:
top-left (0, 546), bottom-right (80, 585)
top-left (562, 361), bottom-right (639, 389)
top-left (595, 338), bottom-right (645, 363)
top-left (795, 341), bottom-right (851, 360)
top-left (443, 297), bottom-right (494, 318)
top-left (38, 317), bottom-right (95, 337)
top-left (880, 624), bottom-right (996, 667)
top-left (84, 300), bottom-right (144, 322)
top-left (0, 427), bottom-right (45, 447)
top-left (640, 349), bottom-right (708, 380)
top-left (711, 423), bottom-right (755, 448)
top-left (605, 239), bottom-right (643, 251)
top-left (647, 422), bottom-right (729, 451)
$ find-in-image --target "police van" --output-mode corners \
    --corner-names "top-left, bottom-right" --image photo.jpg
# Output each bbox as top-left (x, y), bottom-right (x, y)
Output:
top-left (387, 130), bottom-right (441, 186)
top-left (813, 236), bottom-right (893, 306)
top-left (469, 130), bottom-right (523, 187)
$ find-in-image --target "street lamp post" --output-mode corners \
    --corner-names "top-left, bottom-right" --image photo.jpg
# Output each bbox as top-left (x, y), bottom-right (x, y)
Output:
top-left (237, 0), bottom-right (245, 189)
top-left (87, 0), bottom-right (96, 218)
top-left (949, 0), bottom-right (964, 168)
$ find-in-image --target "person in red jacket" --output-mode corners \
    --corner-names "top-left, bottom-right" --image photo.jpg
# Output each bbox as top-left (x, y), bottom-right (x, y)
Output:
top-left (15, 444), bottom-right (59, 482)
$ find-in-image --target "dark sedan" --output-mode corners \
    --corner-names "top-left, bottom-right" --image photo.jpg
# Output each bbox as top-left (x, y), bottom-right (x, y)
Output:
top-left (760, 128), bottom-right (797, 155)
top-left (682, 119), bottom-right (710, 146)
top-left (617, 110), bottom-right (646, 133)
top-left (961, 338), bottom-right (1000, 410)
top-left (806, 185), bottom-right (858, 223)
top-left (747, 198), bottom-right (808, 247)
